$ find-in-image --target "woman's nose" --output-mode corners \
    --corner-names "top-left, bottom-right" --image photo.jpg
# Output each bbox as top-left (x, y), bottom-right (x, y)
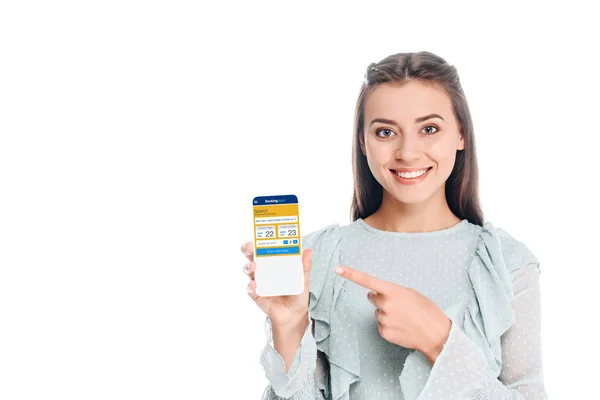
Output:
top-left (395, 135), bottom-right (422, 161)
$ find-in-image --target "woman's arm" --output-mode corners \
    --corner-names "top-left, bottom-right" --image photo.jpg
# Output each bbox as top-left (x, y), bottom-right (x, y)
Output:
top-left (497, 262), bottom-right (547, 398)
top-left (260, 314), bottom-right (329, 399)
top-left (418, 262), bottom-right (548, 399)
top-left (271, 312), bottom-right (311, 373)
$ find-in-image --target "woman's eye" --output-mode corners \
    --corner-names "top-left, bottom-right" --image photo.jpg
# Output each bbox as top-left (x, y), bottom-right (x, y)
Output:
top-left (375, 128), bottom-right (395, 138)
top-left (422, 125), bottom-right (439, 135)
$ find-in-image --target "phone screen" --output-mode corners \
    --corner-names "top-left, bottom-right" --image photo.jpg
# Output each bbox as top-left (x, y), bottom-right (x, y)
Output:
top-left (252, 194), bottom-right (301, 258)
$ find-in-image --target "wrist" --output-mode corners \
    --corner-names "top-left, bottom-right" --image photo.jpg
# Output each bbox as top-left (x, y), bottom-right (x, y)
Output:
top-left (421, 316), bottom-right (452, 364)
top-left (271, 310), bottom-right (309, 332)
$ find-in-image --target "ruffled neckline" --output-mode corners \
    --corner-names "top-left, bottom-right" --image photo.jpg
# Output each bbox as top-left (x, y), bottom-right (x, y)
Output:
top-left (356, 217), bottom-right (470, 237)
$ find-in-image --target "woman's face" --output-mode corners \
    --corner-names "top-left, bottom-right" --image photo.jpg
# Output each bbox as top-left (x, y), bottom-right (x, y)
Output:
top-left (361, 80), bottom-right (464, 205)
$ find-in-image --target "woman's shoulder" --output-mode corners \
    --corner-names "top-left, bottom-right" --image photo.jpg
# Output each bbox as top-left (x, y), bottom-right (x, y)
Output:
top-left (301, 219), bottom-right (362, 250)
top-left (301, 222), bottom-right (342, 251)
top-left (480, 221), bottom-right (541, 274)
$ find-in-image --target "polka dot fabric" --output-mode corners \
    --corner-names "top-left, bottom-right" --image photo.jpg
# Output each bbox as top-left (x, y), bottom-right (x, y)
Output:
top-left (259, 219), bottom-right (548, 399)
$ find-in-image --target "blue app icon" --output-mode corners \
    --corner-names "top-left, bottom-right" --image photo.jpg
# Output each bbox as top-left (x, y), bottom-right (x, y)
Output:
top-left (283, 240), bottom-right (288, 244)
top-left (293, 239), bottom-right (298, 244)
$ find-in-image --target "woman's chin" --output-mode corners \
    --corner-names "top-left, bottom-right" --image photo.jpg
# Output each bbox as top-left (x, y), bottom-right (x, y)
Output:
top-left (385, 189), bottom-right (432, 205)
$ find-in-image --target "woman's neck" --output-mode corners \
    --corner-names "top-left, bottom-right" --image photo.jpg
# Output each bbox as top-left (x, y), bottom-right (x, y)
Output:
top-left (363, 190), bottom-right (461, 233)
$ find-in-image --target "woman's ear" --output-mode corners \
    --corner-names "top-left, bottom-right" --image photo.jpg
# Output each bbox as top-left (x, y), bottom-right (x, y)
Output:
top-left (457, 132), bottom-right (465, 151)
top-left (360, 132), bottom-right (367, 156)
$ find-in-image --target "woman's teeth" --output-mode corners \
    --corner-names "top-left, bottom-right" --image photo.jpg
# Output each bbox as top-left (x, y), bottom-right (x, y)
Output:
top-left (395, 168), bottom-right (429, 178)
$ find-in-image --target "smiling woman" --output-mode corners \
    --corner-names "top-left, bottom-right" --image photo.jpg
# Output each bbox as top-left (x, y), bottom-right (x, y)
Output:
top-left (357, 79), bottom-right (466, 217)
top-left (245, 51), bottom-right (548, 400)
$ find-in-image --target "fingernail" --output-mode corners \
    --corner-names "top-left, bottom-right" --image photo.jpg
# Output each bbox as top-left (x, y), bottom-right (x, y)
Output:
top-left (243, 262), bottom-right (251, 274)
top-left (247, 284), bottom-right (254, 293)
top-left (242, 243), bottom-right (251, 255)
top-left (335, 267), bottom-right (343, 274)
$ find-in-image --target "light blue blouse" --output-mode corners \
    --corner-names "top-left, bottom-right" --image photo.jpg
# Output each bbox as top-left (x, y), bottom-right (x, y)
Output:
top-left (258, 218), bottom-right (548, 399)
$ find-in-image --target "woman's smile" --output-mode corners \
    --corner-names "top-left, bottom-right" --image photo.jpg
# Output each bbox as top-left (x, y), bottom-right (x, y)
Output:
top-left (389, 166), bottom-right (433, 185)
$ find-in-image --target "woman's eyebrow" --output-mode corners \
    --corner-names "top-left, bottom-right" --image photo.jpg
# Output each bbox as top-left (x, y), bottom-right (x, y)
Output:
top-left (368, 113), bottom-right (445, 128)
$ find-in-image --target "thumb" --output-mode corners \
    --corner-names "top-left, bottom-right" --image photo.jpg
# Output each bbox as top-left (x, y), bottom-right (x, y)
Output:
top-left (302, 248), bottom-right (313, 293)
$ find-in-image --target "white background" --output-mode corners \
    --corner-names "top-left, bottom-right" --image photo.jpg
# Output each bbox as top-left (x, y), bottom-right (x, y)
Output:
top-left (1, 1), bottom-right (598, 399)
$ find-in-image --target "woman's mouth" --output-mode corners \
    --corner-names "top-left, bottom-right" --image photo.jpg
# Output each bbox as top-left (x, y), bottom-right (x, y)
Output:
top-left (389, 167), bottom-right (433, 184)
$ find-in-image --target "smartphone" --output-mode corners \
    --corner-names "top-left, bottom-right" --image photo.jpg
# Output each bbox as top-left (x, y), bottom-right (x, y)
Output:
top-left (252, 194), bottom-right (303, 297)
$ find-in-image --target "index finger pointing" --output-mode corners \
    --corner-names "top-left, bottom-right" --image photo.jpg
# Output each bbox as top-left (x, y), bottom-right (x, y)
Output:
top-left (335, 265), bottom-right (389, 294)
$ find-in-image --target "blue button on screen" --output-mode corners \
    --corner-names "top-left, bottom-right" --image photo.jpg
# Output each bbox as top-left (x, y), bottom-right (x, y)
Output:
top-left (256, 246), bottom-right (300, 255)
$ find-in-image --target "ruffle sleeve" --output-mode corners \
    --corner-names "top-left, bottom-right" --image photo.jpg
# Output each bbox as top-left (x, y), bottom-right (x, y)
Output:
top-left (399, 221), bottom-right (541, 400)
top-left (304, 223), bottom-right (362, 400)
top-left (260, 223), bottom-right (361, 400)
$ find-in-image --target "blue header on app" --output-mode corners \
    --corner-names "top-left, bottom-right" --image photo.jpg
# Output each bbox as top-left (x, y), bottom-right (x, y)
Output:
top-left (253, 194), bottom-right (298, 206)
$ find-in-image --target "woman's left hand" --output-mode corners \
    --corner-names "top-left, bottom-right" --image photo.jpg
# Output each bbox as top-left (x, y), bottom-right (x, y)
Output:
top-left (335, 265), bottom-right (452, 361)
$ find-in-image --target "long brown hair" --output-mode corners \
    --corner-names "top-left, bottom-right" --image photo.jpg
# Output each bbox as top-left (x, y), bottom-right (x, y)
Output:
top-left (350, 51), bottom-right (484, 226)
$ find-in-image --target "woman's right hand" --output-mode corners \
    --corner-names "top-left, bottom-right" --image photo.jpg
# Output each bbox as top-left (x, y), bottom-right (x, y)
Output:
top-left (241, 241), bottom-right (313, 329)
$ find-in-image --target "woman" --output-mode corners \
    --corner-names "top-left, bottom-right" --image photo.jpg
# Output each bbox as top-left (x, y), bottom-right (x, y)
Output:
top-left (242, 51), bottom-right (547, 399)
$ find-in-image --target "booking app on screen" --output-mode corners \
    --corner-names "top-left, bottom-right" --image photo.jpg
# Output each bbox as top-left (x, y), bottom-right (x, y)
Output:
top-left (252, 194), bottom-right (301, 258)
